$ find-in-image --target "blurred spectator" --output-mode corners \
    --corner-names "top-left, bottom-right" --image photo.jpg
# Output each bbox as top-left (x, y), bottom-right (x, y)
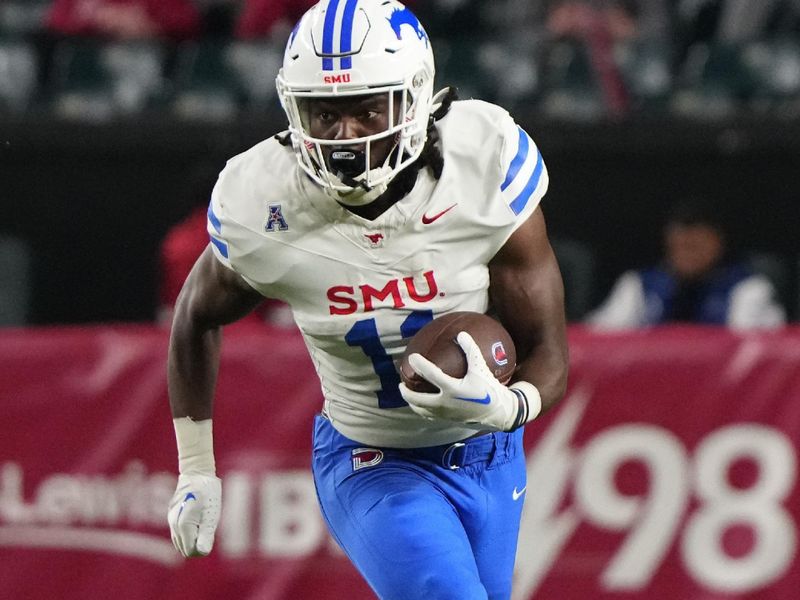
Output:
top-left (47, 0), bottom-right (201, 40)
top-left (587, 199), bottom-right (787, 330)
top-left (159, 204), bottom-right (208, 319)
top-left (546, 0), bottom-right (670, 42)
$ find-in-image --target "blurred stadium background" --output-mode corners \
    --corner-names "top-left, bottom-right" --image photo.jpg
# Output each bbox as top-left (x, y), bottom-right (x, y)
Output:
top-left (1, 1), bottom-right (799, 599)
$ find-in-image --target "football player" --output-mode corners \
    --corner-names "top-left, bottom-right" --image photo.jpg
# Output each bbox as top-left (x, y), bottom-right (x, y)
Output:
top-left (167, 1), bottom-right (568, 598)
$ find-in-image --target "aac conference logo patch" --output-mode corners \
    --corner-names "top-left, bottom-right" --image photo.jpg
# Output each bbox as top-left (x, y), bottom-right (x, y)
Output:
top-left (265, 204), bottom-right (289, 232)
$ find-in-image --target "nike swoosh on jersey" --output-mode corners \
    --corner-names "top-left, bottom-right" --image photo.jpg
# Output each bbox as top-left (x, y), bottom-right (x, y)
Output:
top-left (512, 486), bottom-right (527, 501)
top-left (421, 203), bottom-right (457, 224)
top-left (455, 393), bottom-right (491, 405)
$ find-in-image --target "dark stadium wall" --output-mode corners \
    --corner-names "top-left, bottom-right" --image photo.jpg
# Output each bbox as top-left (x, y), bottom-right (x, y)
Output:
top-left (2, 115), bottom-right (798, 325)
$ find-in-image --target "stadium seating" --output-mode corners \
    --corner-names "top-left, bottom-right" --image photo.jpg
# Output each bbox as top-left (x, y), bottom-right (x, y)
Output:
top-left (537, 40), bottom-right (606, 121)
top-left (670, 42), bottom-right (754, 120)
top-left (0, 13), bottom-right (797, 123)
top-left (614, 39), bottom-right (674, 112)
top-left (171, 41), bottom-right (241, 121)
top-left (475, 38), bottom-right (541, 110)
top-left (225, 40), bottom-right (283, 112)
top-left (0, 36), bottom-right (39, 114)
top-left (0, 1), bottom-right (50, 37)
top-left (0, 235), bottom-right (31, 326)
top-left (433, 36), bottom-right (540, 111)
top-left (742, 38), bottom-right (800, 116)
top-left (170, 40), bottom-right (283, 120)
top-left (49, 40), bottom-right (166, 121)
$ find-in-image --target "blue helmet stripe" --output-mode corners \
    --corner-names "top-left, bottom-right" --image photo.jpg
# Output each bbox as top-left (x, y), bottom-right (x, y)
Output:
top-left (288, 18), bottom-right (302, 48)
top-left (500, 127), bottom-right (530, 192)
top-left (321, 0), bottom-right (341, 71)
top-left (338, 0), bottom-right (359, 69)
top-left (509, 150), bottom-right (544, 216)
top-left (207, 202), bottom-right (222, 234)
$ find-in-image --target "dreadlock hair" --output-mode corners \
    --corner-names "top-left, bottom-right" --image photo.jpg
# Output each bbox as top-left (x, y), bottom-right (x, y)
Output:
top-left (388, 86), bottom-right (458, 198)
top-left (274, 86), bottom-right (459, 201)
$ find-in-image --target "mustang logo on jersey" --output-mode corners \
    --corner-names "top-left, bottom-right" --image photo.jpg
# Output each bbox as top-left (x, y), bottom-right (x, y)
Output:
top-left (363, 232), bottom-right (384, 247)
top-left (328, 270), bottom-right (439, 315)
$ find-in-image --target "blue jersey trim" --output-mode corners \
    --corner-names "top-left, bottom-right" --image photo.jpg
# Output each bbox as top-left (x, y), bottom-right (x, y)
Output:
top-left (210, 236), bottom-right (229, 258)
top-left (509, 150), bottom-right (543, 216)
top-left (500, 127), bottom-right (529, 192)
top-left (207, 202), bottom-right (222, 234)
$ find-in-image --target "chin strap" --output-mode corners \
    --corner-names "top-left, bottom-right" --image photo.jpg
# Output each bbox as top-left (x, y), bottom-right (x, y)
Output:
top-left (332, 184), bottom-right (389, 206)
top-left (429, 87), bottom-right (453, 119)
top-left (323, 164), bottom-right (392, 206)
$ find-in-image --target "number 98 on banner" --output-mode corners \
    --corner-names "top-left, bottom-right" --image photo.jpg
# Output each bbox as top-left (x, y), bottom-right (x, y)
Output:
top-left (518, 419), bottom-right (797, 597)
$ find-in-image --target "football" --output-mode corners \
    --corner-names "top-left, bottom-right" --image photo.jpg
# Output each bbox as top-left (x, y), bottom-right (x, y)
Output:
top-left (399, 311), bottom-right (516, 393)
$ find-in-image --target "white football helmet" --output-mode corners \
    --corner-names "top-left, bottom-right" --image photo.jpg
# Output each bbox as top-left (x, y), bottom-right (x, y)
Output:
top-left (276, 0), bottom-right (435, 204)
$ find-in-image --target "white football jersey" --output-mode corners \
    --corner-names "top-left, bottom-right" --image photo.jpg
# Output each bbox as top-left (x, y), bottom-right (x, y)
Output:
top-left (208, 100), bottom-right (549, 447)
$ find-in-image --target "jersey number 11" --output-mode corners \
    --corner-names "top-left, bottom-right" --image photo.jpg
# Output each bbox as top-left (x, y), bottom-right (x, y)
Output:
top-left (345, 310), bottom-right (434, 409)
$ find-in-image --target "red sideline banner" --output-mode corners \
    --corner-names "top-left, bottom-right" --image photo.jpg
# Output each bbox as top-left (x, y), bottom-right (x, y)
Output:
top-left (1, 324), bottom-right (799, 599)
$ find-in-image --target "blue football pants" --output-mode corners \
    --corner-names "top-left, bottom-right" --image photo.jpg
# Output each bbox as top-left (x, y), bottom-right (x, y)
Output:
top-left (311, 414), bottom-right (527, 600)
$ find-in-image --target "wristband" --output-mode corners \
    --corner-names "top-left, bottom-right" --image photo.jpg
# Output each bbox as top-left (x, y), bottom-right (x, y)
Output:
top-left (173, 417), bottom-right (216, 474)
top-left (507, 381), bottom-right (543, 431)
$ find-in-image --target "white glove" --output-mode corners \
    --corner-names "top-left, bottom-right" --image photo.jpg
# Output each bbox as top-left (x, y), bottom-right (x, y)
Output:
top-left (168, 473), bottom-right (221, 557)
top-left (168, 417), bottom-right (220, 557)
top-left (399, 331), bottom-right (541, 432)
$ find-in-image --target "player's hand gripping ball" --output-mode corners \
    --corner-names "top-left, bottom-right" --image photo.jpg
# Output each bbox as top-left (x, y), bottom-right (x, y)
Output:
top-left (399, 311), bottom-right (516, 393)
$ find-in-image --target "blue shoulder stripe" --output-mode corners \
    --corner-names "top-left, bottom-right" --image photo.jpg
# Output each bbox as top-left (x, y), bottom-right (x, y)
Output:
top-left (209, 236), bottom-right (229, 259)
top-left (500, 127), bottom-right (530, 192)
top-left (509, 150), bottom-right (544, 216)
top-left (207, 202), bottom-right (222, 234)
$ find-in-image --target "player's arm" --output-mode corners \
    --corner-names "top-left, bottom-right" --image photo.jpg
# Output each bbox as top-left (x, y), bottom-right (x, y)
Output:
top-left (167, 245), bottom-right (263, 558)
top-left (168, 245), bottom-right (263, 420)
top-left (399, 208), bottom-right (568, 432)
top-left (488, 206), bottom-right (569, 415)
